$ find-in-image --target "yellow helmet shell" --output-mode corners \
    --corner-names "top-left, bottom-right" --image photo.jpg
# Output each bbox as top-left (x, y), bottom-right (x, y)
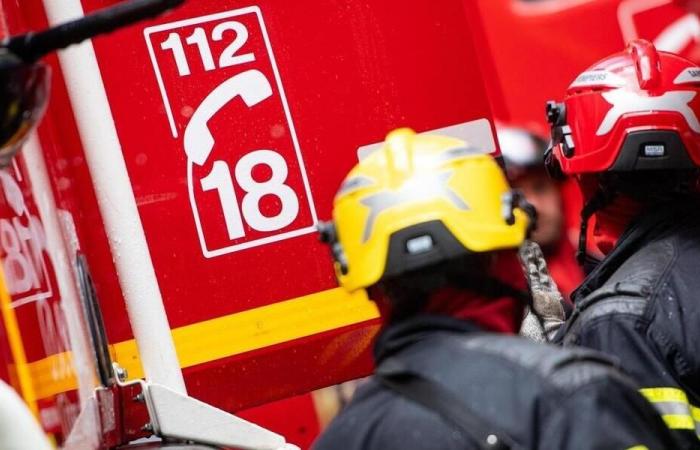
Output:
top-left (331, 128), bottom-right (529, 293)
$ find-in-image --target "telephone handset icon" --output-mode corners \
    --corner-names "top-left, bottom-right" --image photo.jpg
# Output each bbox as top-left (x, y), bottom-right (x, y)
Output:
top-left (184, 69), bottom-right (273, 166)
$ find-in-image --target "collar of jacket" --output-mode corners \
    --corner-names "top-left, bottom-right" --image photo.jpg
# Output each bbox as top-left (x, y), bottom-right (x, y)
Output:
top-left (572, 198), bottom-right (700, 302)
top-left (373, 314), bottom-right (481, 363)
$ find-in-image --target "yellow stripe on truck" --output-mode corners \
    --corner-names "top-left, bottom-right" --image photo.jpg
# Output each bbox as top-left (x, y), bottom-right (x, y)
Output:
top-left (28, 287), bottom-right (379, 400)
top-left (0, 264), bottom-right (39, 416)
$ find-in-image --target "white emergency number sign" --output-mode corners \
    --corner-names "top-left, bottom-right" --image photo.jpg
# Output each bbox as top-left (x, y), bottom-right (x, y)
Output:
top-left (0, 164), bottom-right (54, 305)
top-left (145, 6), bottom-right (317, 258)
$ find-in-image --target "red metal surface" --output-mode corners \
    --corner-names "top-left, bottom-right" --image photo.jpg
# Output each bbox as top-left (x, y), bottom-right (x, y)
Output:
top-left (93, 383), bottom-right (151, 448)
top-left (96, 387), bottom-right (122, 448)
top-left (36, 391), bottom-right (81, 439)
top-left (239, 394), bottom-right (321, 450)
top-left (0, 149), bottom-right (83, 441)
top-left (116, 383), bottom-right (151, 444)
top-left (0, 0), bottom-right (130, 443)
top-left (80, 0), bottom-right (496, 405)
top-left (619, 1), bottom-right (699, 61)
top-left (0, 339), bottom-right (9, 384)
top-left (4, 0), bottom-right (133, 344)
top-left (182, 321), bottom-right (379, 413)
top-left (474, 0), bottom-right (700, 132)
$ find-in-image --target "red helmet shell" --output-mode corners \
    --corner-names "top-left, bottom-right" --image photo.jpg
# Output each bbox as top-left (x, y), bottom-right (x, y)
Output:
top-left (552, 40), bottom-right (700, 175)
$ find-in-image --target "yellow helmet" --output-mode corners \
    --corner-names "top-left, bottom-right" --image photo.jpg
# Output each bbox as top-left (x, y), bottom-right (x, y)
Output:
top-left (319, 128), bottom-right (532, 293)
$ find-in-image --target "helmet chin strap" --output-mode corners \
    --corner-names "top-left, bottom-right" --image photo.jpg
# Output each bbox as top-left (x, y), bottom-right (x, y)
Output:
top-left (577, 188), bottom-right (616, 266)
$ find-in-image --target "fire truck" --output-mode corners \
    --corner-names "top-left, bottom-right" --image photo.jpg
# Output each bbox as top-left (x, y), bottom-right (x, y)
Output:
top-left (0, 0), bottom-right (695, 448)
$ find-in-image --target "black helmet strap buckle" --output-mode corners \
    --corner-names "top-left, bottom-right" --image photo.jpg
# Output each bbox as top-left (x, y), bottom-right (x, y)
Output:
top-left (546, 101), bottom-right (575, 155)
top-left (502, 190), bottom-right (538, 237)
top-left (544, 101), bottom-right (574, 181)
top-left (318, 221), bottom-right (349, 275)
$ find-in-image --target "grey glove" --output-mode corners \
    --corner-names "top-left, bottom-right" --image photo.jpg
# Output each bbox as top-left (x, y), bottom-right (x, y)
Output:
top-left (520, 307), bottom-right (547, 342)
top-left (518, 240), bottom-right (566, 341)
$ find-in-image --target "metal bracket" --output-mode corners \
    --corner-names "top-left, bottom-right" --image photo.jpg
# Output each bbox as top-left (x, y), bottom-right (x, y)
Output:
top-left (71, 252), bottom-right (299, 449)
top-left (113, 363), bottom-right (299, 450)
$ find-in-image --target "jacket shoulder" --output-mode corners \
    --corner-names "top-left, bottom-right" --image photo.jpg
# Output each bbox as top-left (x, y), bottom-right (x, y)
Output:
top-left (399, 333), bottom-right (623, 404)
top-left (449, 334), bottom-right (622, 391)
top-left (313, 379), bottom-right (467, 450)
top-left (587, 237), bottom-right (675, 305)
top-left (564, 237), bottom-right (676, 340)
top-left (448, 335), bottom-right (677, 450)
top-left (399, 334), bottom-right (642, 447)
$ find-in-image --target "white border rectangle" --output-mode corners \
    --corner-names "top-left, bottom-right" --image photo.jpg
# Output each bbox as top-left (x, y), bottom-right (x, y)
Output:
top-left (145, 7), bottom-right (318, 258)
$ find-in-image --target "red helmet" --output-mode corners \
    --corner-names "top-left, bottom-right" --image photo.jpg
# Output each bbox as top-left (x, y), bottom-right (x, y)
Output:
top-left (546, 40), bottom-right (700, 178)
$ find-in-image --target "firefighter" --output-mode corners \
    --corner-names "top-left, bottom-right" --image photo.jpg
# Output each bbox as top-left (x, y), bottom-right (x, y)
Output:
top-left (313, 128), bottom-right (675, 450)
top-left (497, 125), bottom-right (584, 298)
top-left (545, 40), bottom-right (700, 449)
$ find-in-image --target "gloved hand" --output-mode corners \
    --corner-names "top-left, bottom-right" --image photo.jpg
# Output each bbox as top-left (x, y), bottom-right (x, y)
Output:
top-left (518, 240), bottom-right (566, 341)
top-left (520, 307), bottom-right (547, 342)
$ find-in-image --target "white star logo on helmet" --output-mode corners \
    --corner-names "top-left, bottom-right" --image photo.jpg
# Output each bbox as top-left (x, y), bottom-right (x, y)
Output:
top-left (359, 171), bottom-right (469, 242)
top-left (597, 89), bottom-right (700, 136)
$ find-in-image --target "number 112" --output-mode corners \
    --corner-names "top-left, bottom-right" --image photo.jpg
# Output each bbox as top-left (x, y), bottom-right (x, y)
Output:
top-left (160, 21), bottom-right (255, 76)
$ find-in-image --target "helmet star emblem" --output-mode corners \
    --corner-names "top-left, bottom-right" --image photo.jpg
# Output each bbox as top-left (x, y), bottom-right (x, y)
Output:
top-left (598, 89), bottom-right (700, 136)
top-left (359, 171), bottom-right (469, 242)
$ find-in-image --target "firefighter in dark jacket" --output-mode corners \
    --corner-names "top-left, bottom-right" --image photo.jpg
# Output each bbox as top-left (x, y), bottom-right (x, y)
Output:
top-left (544, 40), bottom-right (700, 449)
top-left (313, 128), bottom-right (674, 450)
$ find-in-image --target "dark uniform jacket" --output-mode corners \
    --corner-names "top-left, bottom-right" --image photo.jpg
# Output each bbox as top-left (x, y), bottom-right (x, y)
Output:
top-left (554, 202), bottom-right (700, 449)
top-left (314, 315), bottom-right (674, 450)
